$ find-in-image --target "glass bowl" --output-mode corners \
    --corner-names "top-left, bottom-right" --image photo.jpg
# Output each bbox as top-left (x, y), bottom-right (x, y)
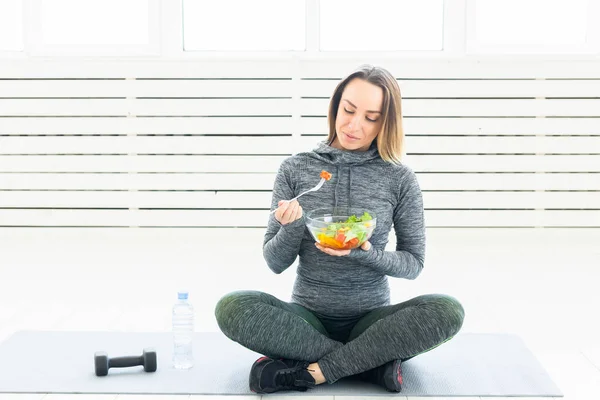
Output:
top-left (305, 207), bottom-right (377, 250)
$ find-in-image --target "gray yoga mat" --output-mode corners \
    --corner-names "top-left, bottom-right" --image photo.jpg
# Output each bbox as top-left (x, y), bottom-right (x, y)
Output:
top-left (0, 330), bottom-right (562, 396)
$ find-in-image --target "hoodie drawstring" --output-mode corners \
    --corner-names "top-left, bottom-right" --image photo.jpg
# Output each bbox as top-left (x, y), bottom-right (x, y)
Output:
top-left (348, 167), bottom-right (352, 210)
top-left (309, 140), bottom-right (380, 212)
top-left (333, 166), bottom-right (354, 210)
top-left (334, 165), bottom-right (340, 209)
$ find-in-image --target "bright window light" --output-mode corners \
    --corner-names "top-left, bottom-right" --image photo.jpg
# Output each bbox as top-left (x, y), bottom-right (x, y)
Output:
top-left (41, 0), bottom-right (149, 45)
top-left (183, 0), bottom-right (306, 51)
top-left (475, 0), bottom-right (588, 46)
top-left (319, 0), bottom-right (444, 51)
top-left (0, 0), bottom-right (24, 51)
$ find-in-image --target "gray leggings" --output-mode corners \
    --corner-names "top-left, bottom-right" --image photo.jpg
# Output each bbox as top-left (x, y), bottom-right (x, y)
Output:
top-left (215, 290), bottom-right (465, 383)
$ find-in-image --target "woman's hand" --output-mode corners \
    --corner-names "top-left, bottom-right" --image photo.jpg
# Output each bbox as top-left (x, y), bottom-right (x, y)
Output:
top-left (315, 240), bottom-right (372, 256)
top-left (274, 200), bottom-right (303, 225)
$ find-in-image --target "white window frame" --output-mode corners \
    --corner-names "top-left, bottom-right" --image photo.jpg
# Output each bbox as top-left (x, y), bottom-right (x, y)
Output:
top-left (465, 0), bottom-right (600, 55)
top-left (0, 0), bottom-right (25, 55)
top-left (180, 0), bottom-right (307, 53)
top-left (166, 0), bottom-right (467, 60)
top-left (25, 0), bottom-right (161, 57)
top-left (1, 0), bottom-right (599, 60)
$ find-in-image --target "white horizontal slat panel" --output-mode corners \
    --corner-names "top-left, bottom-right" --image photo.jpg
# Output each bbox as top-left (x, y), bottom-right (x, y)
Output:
top-left (5, 154), bottom-right (596, 173)
top-left (300, 117), bottom-right (600, 135)
top-left (419, 173), bottom-right (599, 191)
top-left (0, 117), bottom-right (293, 135)
top-left (0, 173), bottom-right (277, 190)
top-left (132, 209), bottom-right (345, 227)
top-left (0, 156), bottom-right (134, 172)
top-left (0, 99), bottom-right (128, 116)
top-left (0, 191), bottom-right (132, 208)
top-left (135, 155), bottom-right (285, 173)
top-left (537, 136), bottom-right (600, 154)
top-left (134, 191), bottom-right (271, 208)
top-left (118, 209), bottom-right (586, 228)
top-left (0, 191), bottom-right (272, 208)
top-left (0, 60), bottom-right (295, 78)
top-left (132, 98), bottom-right (292, 116)
top-left (418, 135), bottom-right (600, 154)
top-left (2, 116), bottom-right (597, 136)
top-left (0, 136), bottom-right (294, 155)
top-left (135, 135), bottom-right (293, 154)
top-left (300, 79), bottom-right (600, 98)
top-left (425, 210), bottom-right (600, 227)
top-left (134, 79), bottom-right (293, 97)
top-left (404, 155), bottom-right (599, 172)
top-left (0, 172), bottom-right (597, 191)
top-left (3, 135), bottom-right (597, 156)
top-left (0, 209), bottom-right (132, 226)
top-left (4, 190), bottom-right (596, 209)
top-left (0, 209), bottom-right (260, 227)
top-left (0, 136), bottom-right (132, 154)
top-left (0, 155), bottom-right (286, 172)
top-left (0, 79), bottom-right (133, 97)
top-left (299, 60), bottom-right (600, 79)
top-left (421, 191), bottom-right (600, 209)
top-left (299, 135), bottom-right (600, 154)
top-left (301, 98), bottom-right (600, 117)
top-left (136, 173), bottom-right (276, 190)
top-left (1, 59), bottom-right (597, 231)
top-left (3, 209), bottom-right (596, 227)
top-left (0, 78), bottom-right (293, 98)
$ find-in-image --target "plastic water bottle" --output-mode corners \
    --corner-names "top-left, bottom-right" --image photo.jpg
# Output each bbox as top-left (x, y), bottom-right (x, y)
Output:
top-left (172, 291), bottom-right (194, 369)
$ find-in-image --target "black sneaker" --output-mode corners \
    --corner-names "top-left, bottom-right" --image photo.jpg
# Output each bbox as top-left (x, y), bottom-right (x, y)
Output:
top-left (249, 356), bottom-right (316, 394)
top-left (355, 359), bottom-right (403, 392)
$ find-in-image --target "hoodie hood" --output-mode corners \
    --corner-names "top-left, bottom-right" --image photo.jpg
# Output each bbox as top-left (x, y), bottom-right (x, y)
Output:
top-left (304, 140), bottom-right (382, 210)
top-left (309, 140), bottom-right (381, 166)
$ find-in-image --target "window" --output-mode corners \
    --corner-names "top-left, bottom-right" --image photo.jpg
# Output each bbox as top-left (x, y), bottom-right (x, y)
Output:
top-left (0, 0), bottom-right (24, 51)
top-left (468, 0), bottom-right (595, 54)
top-left (40, 0), bottom-right (149, 45)
top-left (319, 0), bottom-right (444, 51)
top-left (183, 0), bottom-right (306, 51)
top-left (24, 0), bottom-right (158, 55)
top-left (2, 0), bottom-right (599, 58)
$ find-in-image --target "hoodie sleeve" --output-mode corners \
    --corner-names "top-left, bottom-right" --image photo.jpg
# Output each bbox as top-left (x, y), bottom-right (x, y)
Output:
top-left (348, 168), bottom-right (426, 279)
top-left (262, 159), bottom-right (307, 274)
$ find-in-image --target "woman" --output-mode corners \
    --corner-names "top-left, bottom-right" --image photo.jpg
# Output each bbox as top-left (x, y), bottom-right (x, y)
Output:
top-left (215, 65), bottom-right (465, 394)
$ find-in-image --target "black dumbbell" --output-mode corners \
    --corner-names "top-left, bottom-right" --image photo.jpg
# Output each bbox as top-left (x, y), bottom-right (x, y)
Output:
top-left (94, 348), bottom-right (157, 376)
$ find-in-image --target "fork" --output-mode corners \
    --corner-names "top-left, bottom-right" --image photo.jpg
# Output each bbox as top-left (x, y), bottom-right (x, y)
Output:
top-left (269, 177), bottom-right (327, 214)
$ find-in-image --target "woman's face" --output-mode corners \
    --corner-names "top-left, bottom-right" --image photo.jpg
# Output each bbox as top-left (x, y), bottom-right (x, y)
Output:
top-left (332, 78), bottom-right (384, 152)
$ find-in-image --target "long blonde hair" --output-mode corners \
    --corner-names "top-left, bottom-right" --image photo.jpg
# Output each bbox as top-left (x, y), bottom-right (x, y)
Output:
top-left (327, 65), bottom-right (404, 164)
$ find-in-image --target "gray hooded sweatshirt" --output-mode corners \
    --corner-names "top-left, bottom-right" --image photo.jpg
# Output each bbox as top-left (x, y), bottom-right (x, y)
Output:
top-left (263, 141), bottom-right (426, 318)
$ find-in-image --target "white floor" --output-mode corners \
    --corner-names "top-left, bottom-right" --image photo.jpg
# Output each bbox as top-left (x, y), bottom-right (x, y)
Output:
top-left (0, 227), bottom-right (599, 400)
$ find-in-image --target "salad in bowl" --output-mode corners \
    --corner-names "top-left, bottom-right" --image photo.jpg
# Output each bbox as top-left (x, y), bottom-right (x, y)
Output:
top-left (305, 207), bottom-right (376, 250)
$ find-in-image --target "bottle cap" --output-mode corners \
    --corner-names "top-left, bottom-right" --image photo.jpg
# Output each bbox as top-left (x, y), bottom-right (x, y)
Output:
top-left (177, 292), bottom-right (189, 300)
